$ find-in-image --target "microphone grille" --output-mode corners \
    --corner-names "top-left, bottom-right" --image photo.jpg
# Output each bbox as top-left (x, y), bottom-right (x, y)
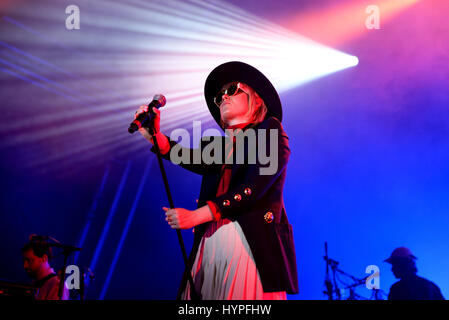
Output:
top-left (153, 94), bottom-right (166, 107)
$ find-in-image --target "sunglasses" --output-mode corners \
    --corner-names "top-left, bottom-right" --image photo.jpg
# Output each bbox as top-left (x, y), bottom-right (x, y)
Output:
top-left (214, 82), bottom-right (246, 107)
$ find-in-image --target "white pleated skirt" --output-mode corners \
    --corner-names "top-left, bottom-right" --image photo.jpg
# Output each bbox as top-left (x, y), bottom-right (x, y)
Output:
top-left (182, 219), bottom-right (286, 300)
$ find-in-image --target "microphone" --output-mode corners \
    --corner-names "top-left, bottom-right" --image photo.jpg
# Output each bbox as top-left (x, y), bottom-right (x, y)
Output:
top-left (29, 234), bottom-right (81, 251)
top-left (128, 94), bottom-right (166, 134)
top-left (29, 234), bottom-right (50, 241)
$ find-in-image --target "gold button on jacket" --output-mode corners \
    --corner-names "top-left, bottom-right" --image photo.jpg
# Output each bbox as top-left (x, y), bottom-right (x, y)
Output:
top-left (264, 211), bottom-right (274, 223)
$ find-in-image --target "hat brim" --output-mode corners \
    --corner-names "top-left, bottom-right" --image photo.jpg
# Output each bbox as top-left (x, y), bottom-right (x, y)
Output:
top-left (204, 61), bottom-right (282, 129)
top-left (384, 255), bottom-right (417, 264)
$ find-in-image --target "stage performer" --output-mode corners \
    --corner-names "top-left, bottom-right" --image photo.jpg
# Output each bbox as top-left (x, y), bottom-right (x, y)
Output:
top-left (135, 61), bottom-right (298, 300)
top-left (22, 236), bottom-right (69, 300)
top-left (385, 247), bottom-right (444, 300)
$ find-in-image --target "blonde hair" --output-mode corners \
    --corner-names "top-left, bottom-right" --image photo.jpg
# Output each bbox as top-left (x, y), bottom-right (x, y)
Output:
top-left (246, 87), bottom-right (268, 125)
top-left (220, 83), bottom-right (268, 128)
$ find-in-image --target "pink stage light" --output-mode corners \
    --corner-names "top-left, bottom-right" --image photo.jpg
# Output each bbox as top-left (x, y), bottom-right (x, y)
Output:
top-left (280, 0), bottom-right (420, 47)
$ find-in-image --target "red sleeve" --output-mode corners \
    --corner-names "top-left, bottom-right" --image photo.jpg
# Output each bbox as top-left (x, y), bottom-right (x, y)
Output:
top-left (206, 200), bottom-right (221, 221)
top-left (152, 132), bottom-right (170, 155)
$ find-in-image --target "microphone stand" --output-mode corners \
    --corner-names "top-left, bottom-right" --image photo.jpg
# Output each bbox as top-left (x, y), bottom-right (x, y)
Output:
top-left (331, 259), bottom-right (341, 300)
top-left (322, 243), bottom-right (387, 300)
top-left (322, 242), bottom-right (344, 300)
top-left (54, 243), bottom-right (81, 300)
top-left (79, 267), bottom-right (85, 300)
top-left (146, 114), bottom-right (201, 301)
top-left (323, 242), bottom-right (334, 300)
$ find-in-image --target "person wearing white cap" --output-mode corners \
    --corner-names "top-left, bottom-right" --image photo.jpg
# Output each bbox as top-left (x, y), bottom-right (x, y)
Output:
top-left (385, 247), bottom-right (444, 300)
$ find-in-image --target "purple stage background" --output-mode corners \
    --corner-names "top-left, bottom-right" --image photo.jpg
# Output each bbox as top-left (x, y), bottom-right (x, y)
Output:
top-left (0, 0), bottom-right (448, 299)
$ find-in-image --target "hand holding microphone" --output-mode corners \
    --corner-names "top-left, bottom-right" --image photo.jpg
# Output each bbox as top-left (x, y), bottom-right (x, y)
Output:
top-left (128, 94), bottom-right (166, 134)
top-left (131, 94), bottom-right (170, 153)
top-left (134, 105), bottom-right (161, 143)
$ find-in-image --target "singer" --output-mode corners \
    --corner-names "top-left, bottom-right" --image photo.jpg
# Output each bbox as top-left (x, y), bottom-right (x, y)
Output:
top-left (135, 61), bottom-right (298, 300)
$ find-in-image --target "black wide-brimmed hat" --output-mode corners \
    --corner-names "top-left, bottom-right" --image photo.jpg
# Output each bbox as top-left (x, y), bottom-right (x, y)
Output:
top-left (204, 61), bottom-right (283, 128)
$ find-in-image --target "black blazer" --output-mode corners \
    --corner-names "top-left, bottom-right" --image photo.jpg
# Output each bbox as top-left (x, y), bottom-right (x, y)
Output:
top-left (153, 117), bottom-right (299, 297)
